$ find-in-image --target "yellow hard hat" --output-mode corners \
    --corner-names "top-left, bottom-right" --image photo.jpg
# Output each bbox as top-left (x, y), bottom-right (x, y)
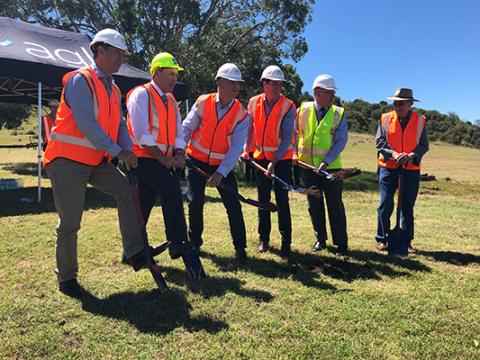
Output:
top-left (149, 52), bottom-right (184, 74)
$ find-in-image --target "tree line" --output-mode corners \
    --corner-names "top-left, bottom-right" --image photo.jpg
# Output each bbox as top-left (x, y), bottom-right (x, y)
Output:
top-left (340, 98), bottom-right (480, 149)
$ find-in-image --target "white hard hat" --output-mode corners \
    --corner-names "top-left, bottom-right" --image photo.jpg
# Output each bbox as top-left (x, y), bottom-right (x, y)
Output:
top-left (215, 63), bottom-right (244, 82)
top-left (312, 74), bottom-right (336, 90)
top-left (90, 28), bottom-right (130, 55)
top-left (261, 65), bottom-right (284, 81)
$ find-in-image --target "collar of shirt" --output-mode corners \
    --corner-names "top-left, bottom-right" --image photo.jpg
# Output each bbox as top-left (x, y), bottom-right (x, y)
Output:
top-left (150, 80), bottom-right (167, 98)
top-left (90, 63), bottom-right (113, 85)
top-left (215, 92), bottom-right (235, 109)
top-left (263, 95), bottom-right (279, 109)
top-left (314, 101), bottom-right (328, 113)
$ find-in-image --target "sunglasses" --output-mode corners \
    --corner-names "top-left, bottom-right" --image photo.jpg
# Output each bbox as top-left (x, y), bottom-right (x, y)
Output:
top-left (314, 89), bottom-right (335, 96)
top-left (393, 101), bottom-right (408, 107)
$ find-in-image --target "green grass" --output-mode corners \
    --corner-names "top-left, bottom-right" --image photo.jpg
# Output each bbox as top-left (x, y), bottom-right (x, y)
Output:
top-left (1, 133), bottom-right (479, 359)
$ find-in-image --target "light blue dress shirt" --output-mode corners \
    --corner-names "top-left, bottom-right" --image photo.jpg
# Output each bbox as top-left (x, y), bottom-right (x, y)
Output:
top-left (182, 93), bottom-right (249, 177)
top-left (64, 63), bottom-right (132, 158)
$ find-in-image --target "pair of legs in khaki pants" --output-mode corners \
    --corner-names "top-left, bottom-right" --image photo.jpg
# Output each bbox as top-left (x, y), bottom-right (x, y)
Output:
top-left (46, 158), bottom-right (144, 283)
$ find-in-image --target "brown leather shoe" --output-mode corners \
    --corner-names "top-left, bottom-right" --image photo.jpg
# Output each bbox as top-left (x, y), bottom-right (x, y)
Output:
top-left (376, 242), bottom-right (387, 252)
top-left (256, 241), bottom-right (269, 253)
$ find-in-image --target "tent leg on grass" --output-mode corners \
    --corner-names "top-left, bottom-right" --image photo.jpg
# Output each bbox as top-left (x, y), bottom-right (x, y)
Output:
top-left (37, 81), bottom-right (42, 203)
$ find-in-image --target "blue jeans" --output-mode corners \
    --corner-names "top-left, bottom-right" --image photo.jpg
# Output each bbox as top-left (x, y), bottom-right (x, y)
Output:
top-left (376, 168), bottom-right (420, 244)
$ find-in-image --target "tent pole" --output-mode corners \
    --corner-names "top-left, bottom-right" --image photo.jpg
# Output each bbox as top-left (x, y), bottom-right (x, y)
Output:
top-left (37, 82), bottom-right (42, 203)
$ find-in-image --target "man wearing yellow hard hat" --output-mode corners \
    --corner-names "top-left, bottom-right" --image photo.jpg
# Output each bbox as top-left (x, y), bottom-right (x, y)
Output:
top-left (126, 52), bottom-right (192, 261)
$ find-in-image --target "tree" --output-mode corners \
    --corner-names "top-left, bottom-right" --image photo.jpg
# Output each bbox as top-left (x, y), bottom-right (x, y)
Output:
top-left (0, 103), bottom-right (33, 130)
top-left (2, 0), bottom-right (314, 103)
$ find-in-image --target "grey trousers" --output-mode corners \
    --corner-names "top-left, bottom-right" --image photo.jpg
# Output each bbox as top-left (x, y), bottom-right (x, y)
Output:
top-left (46, 158), bottom-right (144, 283)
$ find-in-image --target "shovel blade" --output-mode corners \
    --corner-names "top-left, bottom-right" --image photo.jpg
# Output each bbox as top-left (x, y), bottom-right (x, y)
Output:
top-left (182, 248), bottom-right (206, 280)
top-left (388, 226), bottom-right (409, 257)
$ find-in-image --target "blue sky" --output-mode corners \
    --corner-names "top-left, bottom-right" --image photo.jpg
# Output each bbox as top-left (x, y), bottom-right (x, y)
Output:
top-left (288, 0), bottom-right (480, 122)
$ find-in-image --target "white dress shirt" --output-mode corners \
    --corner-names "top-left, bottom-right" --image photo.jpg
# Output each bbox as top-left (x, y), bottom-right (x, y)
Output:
top-left (127, 80), bottom-right (186, 149)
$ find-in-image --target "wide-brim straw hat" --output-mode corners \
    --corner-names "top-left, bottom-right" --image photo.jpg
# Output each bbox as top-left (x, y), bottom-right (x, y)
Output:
top-left (387, 88), bottom-right (419, 102)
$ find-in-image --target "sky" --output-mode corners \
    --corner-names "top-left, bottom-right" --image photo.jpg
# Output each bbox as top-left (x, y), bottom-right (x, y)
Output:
top-left (287, 0), bottom-right (480, 122)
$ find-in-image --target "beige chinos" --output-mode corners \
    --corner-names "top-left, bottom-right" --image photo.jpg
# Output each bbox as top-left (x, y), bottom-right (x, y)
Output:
top-left (46, 158), bottom-right (144, 283)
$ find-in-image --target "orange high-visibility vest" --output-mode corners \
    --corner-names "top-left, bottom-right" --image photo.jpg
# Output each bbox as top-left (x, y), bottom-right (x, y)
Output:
top-left (43, 67), bottom-right (121, 167)
top-left (41, 114), bottom-right (54, 143)
top-left (378, 110), bottom-right (426, 170)
top-left (187, 93), bottom-right (247, 165)
top-left (249, 94), bottom-right (295, 161)
top-left (126, 83), bottom-right (178, 158)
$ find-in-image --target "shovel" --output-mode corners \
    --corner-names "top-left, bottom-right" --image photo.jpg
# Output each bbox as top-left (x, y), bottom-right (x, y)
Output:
top-left (242, 157), bottom-right (321, 198)
top-left (126, 170), bottom-right (169, 289)
top-left (387, 168), bottom-right (409, 257)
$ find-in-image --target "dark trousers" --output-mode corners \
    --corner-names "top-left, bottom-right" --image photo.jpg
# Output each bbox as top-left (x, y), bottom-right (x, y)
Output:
top-left (301, 168), bottom-right (348, 248)
top-left (292, 163), bottom-right (302, 186)
top-left (376, 168), bottom-right (420, 244)
top-left (133, 158), bottom-right (188, 244)
top-left (245, 152), bottom-right (256, 184)
top-left (187, 156), bottom-right (247, 250)
top-left (255, 159), bottom-right (292, 245)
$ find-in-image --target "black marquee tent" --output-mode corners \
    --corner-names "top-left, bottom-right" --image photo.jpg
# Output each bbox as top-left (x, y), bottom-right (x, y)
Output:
top-left (0, 17), bottom-right (188, 202)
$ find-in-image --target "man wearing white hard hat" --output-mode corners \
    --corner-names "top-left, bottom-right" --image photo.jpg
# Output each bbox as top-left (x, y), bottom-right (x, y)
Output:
top-left (43, 28), bottom-right (149, 296)
top-left (182, 63), bottom-right (249, 263)
top-left (244, 65), bottom-right (296, 259)
top-left (296, 74), bottom-right (349, 255)
top-left (375, 88), bottom-right (429, 254)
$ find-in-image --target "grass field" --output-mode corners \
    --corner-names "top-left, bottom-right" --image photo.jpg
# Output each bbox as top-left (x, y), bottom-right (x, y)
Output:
top-left (1, 132), bottom-right (479, 359)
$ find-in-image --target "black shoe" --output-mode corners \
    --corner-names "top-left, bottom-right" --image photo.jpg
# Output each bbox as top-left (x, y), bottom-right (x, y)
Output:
top-left (235, 248), bottom-right (247, 264)
top-left (169, 241), bottom-right (193, 259)
top-left (256, 241), bottom-right (269, 253)
top-left (59, 278), bottom-right (84, 297)
top-left (121, 254), bottom-right (129, 265)
top-left (280, 243), bottom-right (292, 261)
top-left (335, 246), bottom-right (349, 256)
top-left (128, 248), bottom-right (156, 272)
top-left (312, 241), bottom-right (327, 252)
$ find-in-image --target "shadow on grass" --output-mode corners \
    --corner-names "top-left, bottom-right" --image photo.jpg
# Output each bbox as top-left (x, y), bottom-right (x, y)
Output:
top-left (417, 250), bottom-right (480, 266)
top-left (0, 186), bottom-right (224, 216)
top-left (0, 186), bottom-right (117, 216)
top-left (204, 246), bottom-right (431, 285)
top-left (2, 162), bottom-right (48, 178)
top-left (342, 171), bottom-right (378, 192)
top-left (163, 267), bottom-right (275, 302)
top-left (77, 288), bottom-right (227, 335)
top-left (201, 250), bottom-right (338, 290)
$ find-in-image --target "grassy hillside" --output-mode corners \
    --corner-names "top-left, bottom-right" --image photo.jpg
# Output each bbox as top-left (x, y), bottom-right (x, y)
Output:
top-left (0, 133), bottom-right (479, 359)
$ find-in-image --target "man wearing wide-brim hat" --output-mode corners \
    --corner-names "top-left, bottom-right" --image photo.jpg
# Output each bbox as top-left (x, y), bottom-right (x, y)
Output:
top-left (375, 87), bottom-right (429, 253)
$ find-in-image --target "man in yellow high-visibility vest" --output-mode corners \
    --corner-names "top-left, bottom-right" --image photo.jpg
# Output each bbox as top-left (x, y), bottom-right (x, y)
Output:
top-left (296, 74), bottom-right (349, 255)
